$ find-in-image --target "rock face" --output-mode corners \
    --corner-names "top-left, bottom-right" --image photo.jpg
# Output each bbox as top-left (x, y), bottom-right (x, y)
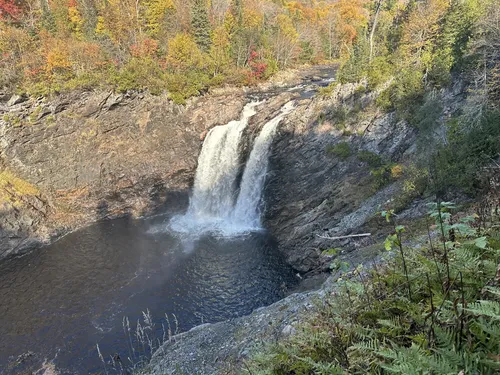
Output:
top-left (261, 84), bottom-right (415, 272)
top-left (263, 80), bottom-right (465, 273)
top-left (0, 90), bottom-right (246, 259)
top-left (142, 288), bottom-right (321, 375)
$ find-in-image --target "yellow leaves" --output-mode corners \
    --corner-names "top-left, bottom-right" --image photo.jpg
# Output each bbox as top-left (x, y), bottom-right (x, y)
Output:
top-left (242, 8), bottom-right (263, 29)
top-left (333, 0), bottom-right (368, 23)
top-left (223, 12), bottom-right (236, 35)
top-left (167, 33), bottom-right (205, 71)
top-left (211, 24), bottom-right (230, 50)
top-left (68, 4), bottom-right (84, 39)
top-left (209, 25), bottom-right (231, 74)
top-left (143, 0), bottom-right (176, 36)
top-left (285, 1), bottom-right (305, 21)
top-left (277, 13), bottom-right (298, 40)
top-left (95, 15), bottom-right (107, 35)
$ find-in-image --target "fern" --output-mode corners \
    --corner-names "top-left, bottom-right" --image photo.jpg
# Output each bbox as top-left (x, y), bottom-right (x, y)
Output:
top-left (246, 203), bottom-right (500, 375)
top-left (466, 300), bottom-right (500, 320)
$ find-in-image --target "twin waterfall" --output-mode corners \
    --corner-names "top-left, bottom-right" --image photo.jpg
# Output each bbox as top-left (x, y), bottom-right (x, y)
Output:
top-left (170, 100), bottom-right (295, 235)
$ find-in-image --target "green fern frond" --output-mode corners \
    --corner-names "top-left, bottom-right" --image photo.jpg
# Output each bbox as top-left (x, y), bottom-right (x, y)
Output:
top-left (466, 300), bottom-right (500, 320)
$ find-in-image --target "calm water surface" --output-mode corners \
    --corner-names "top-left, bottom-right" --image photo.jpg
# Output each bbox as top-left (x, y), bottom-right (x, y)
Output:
top-left (0, 212), bottom-right (298, 374)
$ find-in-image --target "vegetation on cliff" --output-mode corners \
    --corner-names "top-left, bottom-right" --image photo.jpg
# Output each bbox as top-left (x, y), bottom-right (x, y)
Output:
top-left (248, 196), bottom-right (500, 374)
top-left (0, 169), bottom-right (40, 207)
top-left (320, 0), bottom-right (500, 202)
top-left (243, 1), bottom-right (500, 370)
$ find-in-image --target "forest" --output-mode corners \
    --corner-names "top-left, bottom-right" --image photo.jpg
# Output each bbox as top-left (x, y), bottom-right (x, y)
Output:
top-left (1, 0), bottom-right (496, 106)
top-left (0, 0), bottom-right (368, 102)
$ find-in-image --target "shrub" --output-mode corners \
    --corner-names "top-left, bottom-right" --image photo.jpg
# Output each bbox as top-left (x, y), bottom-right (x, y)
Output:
top-left (327, 142), bottom-right (352, 159)
top-left (430, 110), bottom-right (500, 195)
top-left (112, 58), bottom-right (166, 94)
top-left (318, 82), bottom-right (337, 97)
top-left (366, 56), bottom-right (393, 89)
top-left (390, 164), bottom-right (404, 178)
top-left (412, 91), bottom-right (443, 132)
top-left (328, 106), bottom-right (349, 127)
top-left (388, 68), bottom-right (425, 119)
top-left (357, 150), bottom-right (383, 168)
top-left (165, 71), bottom-right (210, 104)
top-left (371, 164), bottom-right (393, 189)
top-left (248, 203), bottom-right (500, 375)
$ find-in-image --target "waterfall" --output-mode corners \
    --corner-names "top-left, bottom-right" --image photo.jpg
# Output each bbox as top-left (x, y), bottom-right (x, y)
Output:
top-left (231, 102), bottom-right (295, 228)
top-left (170, 100), bottom-right (294, 235)
top-left (187, 101), bottom-right (260, 220)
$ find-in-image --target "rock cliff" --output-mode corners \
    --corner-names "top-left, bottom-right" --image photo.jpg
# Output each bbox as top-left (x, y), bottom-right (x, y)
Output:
top-left (0, 90), bottom-right (246, 259)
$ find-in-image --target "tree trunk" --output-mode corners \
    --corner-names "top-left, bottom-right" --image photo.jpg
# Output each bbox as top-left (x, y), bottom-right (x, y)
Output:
top-left (369, 0), bottom-right (382, 63)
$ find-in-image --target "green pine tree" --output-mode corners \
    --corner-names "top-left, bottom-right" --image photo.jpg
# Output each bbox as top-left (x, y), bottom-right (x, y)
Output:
top-left (191, 0), bottom-right (212, 52)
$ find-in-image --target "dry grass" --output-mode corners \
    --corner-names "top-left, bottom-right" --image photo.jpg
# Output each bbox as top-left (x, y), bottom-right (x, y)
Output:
top-left (0, 170), bottom-right (39, 207)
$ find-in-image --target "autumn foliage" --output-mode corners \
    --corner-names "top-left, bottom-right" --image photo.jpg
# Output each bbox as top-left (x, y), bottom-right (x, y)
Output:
top-left (0, 0), bottom-right (20, 20)
top-left (0, 0), bottom-right (495, 104)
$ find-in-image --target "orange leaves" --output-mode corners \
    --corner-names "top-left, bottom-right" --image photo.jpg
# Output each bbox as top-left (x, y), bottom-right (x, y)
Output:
top-left (401, 0), bottom-right (451, 56)
top-left (40, 33), bottom-right (71, 74)
top-left (130, 38), bottom-right (159, 58)
top-left (332, 0), bottom-right (369, 43)
top-left (332, 0), bottom-right (368, 24)
top-left (37, 31), bottom-right (108, 78)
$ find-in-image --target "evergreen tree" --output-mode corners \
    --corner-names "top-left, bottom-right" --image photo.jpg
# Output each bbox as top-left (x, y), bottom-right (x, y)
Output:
top-left (191, 0), bottom-right (211, 52)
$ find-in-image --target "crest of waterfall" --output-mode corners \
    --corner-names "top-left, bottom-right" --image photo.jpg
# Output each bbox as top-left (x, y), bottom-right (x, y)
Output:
top-left (170, 100), bottom-right (295, 236)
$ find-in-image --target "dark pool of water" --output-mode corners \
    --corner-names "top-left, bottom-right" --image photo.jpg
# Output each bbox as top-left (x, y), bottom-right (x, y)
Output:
top-left (0, 212), bottom-right (298, 374)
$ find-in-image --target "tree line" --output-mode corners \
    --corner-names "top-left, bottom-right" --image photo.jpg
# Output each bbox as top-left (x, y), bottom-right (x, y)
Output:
top-left (0, 0), bottom-right (498, 106)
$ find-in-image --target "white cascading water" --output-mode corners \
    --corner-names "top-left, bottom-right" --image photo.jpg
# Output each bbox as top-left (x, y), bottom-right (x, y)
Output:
top-left (188, 101), bottom-right (260, 219)
top-left (170, 100), bottom-right (294, 235)
top-left (231, 101), bottom-right (295, 228)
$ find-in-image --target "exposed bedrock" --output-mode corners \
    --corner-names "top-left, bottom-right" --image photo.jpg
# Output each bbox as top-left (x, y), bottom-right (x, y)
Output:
top-left (0, 90), bottom-right (247, 259)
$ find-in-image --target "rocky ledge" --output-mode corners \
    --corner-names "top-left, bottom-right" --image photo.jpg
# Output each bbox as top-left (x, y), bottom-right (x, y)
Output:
top-left (0, 64), bottom-right (343, 262)
top-left (263, 79), bottom-right (466, 273)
